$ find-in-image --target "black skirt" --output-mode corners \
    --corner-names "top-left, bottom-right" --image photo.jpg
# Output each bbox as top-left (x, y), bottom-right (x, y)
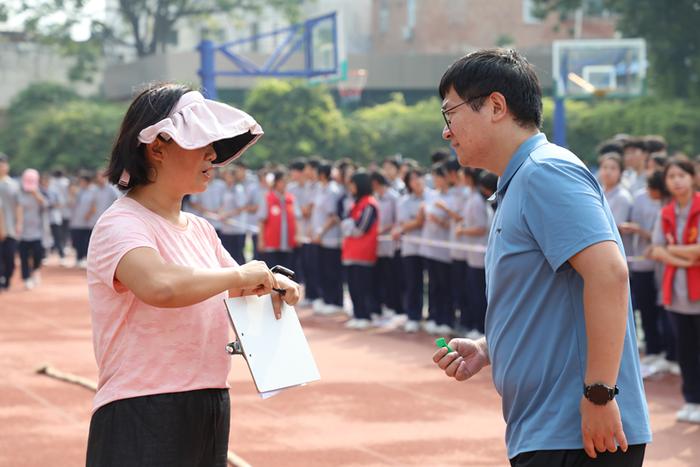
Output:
top-left (86, 388), bottom-right (230, 467)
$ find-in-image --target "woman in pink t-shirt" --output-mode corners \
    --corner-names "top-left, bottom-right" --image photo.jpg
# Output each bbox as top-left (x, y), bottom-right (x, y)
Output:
top-left (85, 83), bottom-right (300, 467)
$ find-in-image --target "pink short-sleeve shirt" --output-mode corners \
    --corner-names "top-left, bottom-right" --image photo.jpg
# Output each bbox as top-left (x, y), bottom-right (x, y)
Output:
top-left (87, 197), bottom-right (237, 411)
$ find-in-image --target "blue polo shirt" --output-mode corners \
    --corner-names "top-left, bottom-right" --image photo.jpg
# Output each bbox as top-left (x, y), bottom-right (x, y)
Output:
top-left (485, 133), bottom-right (651, 458)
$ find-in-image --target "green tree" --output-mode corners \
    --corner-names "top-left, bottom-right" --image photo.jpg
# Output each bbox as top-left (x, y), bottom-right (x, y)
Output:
top-left (10, 0), bottom-right (307, 81)
top-left (347, 93), bottom-right (447, 165)
top-left (14, 100), bottom-right (125, 173)
top-left (0, 82), bottom-right (81, 162)
top-left (534, 0), bottom-right (700, 99)
top-left (243, 79), bottom-right (348, 165)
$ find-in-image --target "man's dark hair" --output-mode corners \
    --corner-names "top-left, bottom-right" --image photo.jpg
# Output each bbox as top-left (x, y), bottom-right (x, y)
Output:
top-left (351, 171), bottom-right (373, 199)
top-left (382, 155), bottom-right (401, 169)
top-left (370, 171), bottom-right (388, 186)
top-left (431, 162), bottom-right (447, 178)
top-left (622, 137), bottom-right (648, 152)
top-left (289, 158), bottom-right (306, 172)
top-left (430, 150), bottom-right (450, 164)
top-left (317, 161), bottom-right (332, 180)
top-left (439, 48), bottom-right (543, 129)
top-left (647, 170), bottom-right (668, 197)
top-left (445, 158), bottom-right (461, 173)
top-left (272, 168), bottom-right (287, 186)
top-left (307, 156), bottom-right (322, 170)
top-left (596, 139), bottom-right (623, 157)
top-left (644, 135), bottom-right (668, 154)
top-left (404, 168), bottom-right (425, 194)
top-left (478, 171), bottom-right (498, 194)
top-left (107, 83), bottom-right (193, 191)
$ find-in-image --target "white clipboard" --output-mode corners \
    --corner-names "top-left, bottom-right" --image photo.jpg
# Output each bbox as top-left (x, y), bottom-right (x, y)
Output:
top-left (224, 295), bottom-right (320, 396)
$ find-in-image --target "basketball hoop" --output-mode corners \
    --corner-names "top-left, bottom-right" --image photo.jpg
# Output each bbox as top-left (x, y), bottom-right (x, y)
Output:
top-left (337, 69), bottom-right (368, 105)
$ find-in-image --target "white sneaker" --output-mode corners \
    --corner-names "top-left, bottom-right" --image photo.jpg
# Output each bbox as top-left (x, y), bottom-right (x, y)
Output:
top-left (422, 320), bottom-right (437, 334)
top-left (59, 257), bottom-right (71, 268)
top-left (676, 403), bottom-right (700, 423)
top-left (466, 329), bottom-right (484, 340)
top-left (640, 353), bottom-right (663, 366)
top-left (77, 259), bottom-right (87, 269)
top-left (24, 279), bottom-right (35, 290)
top-left (32, 271), bottom-right (41, 286)
top-left (649, 358), bottom-right (675, 375)
top-left (344, 318), bottom-right (359, 329)
top-left (321, 304), bottom-right (344, 315)
top-left (433, 324), bottom-right (454, 336)
top-left (403, 320), bottom-right (420, 333)
top-left (381, 306), bottom-right (396, 319)
top-left (352, 319), bottom-right (371, 330)
top-left (669, 361), bottom-right (681, 376)
top-left (312, 299), bottom-right (326, 314)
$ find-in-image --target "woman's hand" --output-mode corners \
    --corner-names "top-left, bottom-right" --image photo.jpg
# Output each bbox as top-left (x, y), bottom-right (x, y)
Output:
top-left (235, 260), bottom-right (275, 296)
top-left (273, 273), bottom-right (301, 307)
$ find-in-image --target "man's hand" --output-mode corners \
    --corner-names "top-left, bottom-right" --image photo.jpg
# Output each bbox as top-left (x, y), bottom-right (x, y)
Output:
top-left (580, 397), bottom-right (628, 459)
top-left (432, 338), bottom-right (489, 381)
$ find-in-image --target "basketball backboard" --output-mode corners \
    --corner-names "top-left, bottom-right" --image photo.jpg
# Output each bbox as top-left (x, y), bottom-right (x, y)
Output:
top-left (552, 39), bottom-right (647, 99)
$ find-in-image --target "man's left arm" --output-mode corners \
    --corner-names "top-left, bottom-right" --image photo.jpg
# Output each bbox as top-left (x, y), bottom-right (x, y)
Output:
top-left (569, 241), bottom-right (629, 459)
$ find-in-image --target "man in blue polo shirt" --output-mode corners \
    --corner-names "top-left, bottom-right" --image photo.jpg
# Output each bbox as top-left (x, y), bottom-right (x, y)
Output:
top-left (432, 49), bottom-right (651, 466)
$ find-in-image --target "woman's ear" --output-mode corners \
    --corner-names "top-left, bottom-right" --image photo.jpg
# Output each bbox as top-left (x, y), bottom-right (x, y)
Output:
top-left (145, 137), bottom-right (167, 164)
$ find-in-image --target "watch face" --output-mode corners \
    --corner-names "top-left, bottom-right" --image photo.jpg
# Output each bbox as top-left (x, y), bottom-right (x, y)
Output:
top-left (587, 385), bottom-right (611, 404)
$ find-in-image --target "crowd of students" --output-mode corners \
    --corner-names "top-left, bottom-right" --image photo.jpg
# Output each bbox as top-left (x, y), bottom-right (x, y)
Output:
top-left (0, 153), bottom-right (120, 291)
top-left (180, 150), bottom-right (497, 339)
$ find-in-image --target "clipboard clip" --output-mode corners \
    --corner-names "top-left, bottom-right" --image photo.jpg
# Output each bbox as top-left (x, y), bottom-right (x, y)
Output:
top-left (225, 339), bottom-right (243, 356)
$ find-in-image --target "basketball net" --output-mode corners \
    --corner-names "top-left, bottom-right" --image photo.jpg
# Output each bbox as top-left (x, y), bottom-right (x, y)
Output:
top-left (337, 69), bottom-right (368, 104)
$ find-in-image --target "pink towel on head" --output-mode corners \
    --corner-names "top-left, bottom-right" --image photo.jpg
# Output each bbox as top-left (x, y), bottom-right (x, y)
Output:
top-left (138, 91), bottom-right (264, 166)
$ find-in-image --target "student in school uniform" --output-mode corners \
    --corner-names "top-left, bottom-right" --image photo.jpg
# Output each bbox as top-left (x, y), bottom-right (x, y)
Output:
top-left (189, 168), bottom-right (226, 237)
top-left (0, 153), bottom-right (22, 290)
top-left (440, 159), bottom-right (471, 332)
top-left (218, 166), bottom-right (248, 265)
top-left (17, 169), bottom-right (46, 290)
top-left (342, 172), bottom-right (380, 330)
top-left (286, 158), bottom-right (308, 285)
top-left (458, 171), bottom-right (495, 339)
top-left (647, 158), bottom-right (700, 425)
top-left (258, 169), bottom-right (297, 270)
top-left (622, 138), bottom-right (650, 195)
top-left (624, 166), bottom-right (677, 375)
top-left (394, 168), bottom-right (428, 332)
top-left (420, 163), bottom-right (453, 336)
top-left (382, 155), bottom-right (406, 195)
top-left (371, 171), bottom-right (403, 321)
top-left (599, 153), bottom-right (634, 255)
top-left (300, 158), bottom-right (321, 305)
top-left (246, 168), bottom-right (269, 260)
top-left (92, 170), bottom-right (121, 224)
top-left (310, 161), bottom-right (344, 314)
top-left (70, 172), bottom-right (97, 268)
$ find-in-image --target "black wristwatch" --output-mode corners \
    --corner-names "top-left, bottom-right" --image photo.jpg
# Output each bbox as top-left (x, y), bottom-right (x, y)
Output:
top-left (583, 383), bottom-right (619, 405)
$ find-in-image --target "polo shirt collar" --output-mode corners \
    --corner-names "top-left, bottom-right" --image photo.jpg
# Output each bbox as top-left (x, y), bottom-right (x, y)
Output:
top-left (496, 132), bottom-right (548, 196)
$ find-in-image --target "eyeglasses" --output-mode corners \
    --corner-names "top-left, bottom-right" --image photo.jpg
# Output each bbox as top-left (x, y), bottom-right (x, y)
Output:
top-left (441, 93), bottom-right (491, 130)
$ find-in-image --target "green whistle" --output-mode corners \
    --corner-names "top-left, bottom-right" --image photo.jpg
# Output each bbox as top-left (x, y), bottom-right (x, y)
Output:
top-left (435, 337), bottom-right (454, 353)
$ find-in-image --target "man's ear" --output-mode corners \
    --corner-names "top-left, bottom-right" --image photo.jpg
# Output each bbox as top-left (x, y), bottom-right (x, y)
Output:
top-left (488, 92), bottom-right (509, 123)
top-left (145, 137), bottom-right (167, 164)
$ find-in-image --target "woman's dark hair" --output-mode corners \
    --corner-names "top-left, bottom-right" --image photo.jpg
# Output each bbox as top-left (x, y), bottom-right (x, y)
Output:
top-left (439, 48), bottom-right (542, 129)
top-left (622, 137), bottom-right (647, 152)
top-left (644, 135), bottom-right (668, 154)
top-left (317, 161), bottom-right (333, 181)
top-left (351, 171), bottom-right (373, 199)
top-left (431, 162), bottom-right (447, 178)
top-left (430, 150), bottom-right (450, 164)
top-left (478, 171), bottom-right (498, 195)
top-left (107, 83), bottom-right (193, 191)
top-left (663, 156), bottom-right (695, 182)
top-left (462, 166), bottom-right (482, 184)
top-left (404, 168), bottom-right (425, 194)
top-left (289, 158), bottom-right (307, 172)
top-left (599, 152), bottom-right (625, 175)
top-left (382, 155), bottom-right (402, 169)
top-left (370, 171), bottom-right (388, 187)
top-left (647, 170), bottom-right (669, 198)
top-left (272, 168), bottom-right (287, 186)
top-left (596, 139), bottom-right (623, 157)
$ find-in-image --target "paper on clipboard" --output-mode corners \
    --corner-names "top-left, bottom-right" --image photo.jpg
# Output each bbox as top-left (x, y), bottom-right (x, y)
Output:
top-left (224, 295), bottom-right (320, 397)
